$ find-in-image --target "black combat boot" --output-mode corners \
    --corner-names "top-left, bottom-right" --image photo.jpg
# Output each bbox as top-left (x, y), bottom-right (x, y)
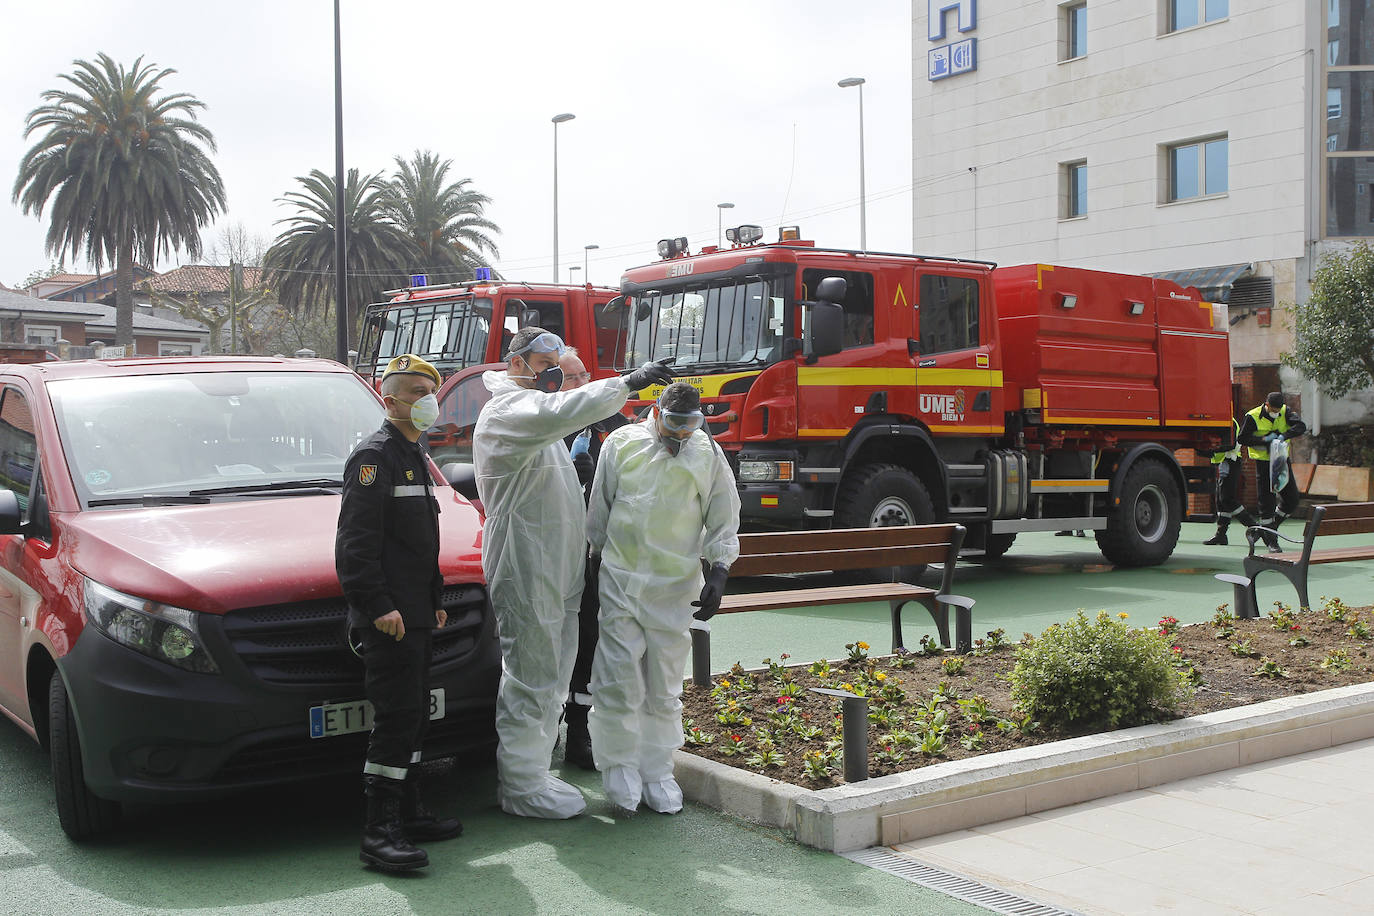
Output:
top-left (563, 701), bottom-right (596, 771)
top-left (1267, 511), bottom-right (1290, 553)
top-left (402, 777), bottom-right (463, 841)
top-left (1203, 517), bottom-right (1229, 546)
top-left (360, 775), bottom-right (429, 872)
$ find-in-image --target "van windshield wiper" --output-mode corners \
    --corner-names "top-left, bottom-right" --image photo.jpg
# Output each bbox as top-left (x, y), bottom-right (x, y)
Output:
top-left (88, 495), bottom-right (214, 507)
top-left (188, 478), bottom-right (345, 497)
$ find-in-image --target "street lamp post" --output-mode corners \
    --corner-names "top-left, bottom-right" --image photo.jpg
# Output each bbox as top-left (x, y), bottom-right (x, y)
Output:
top-left (551, 113), bottom-right (576, 282)
top-left (716, 202), bottom-right (735, 247)
top-left (569, 265), bottom-right (582, 284)
top-left (583, 243), bottom-right (599, 283)
top-left (837, 77), bottom-right (867, 250)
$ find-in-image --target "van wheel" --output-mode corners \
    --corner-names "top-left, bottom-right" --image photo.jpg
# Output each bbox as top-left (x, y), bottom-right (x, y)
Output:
top-left (49, 670), bottom-right (121, 840)
top-left (1096, 459), bottom-right (1181, 567)
top-left (834, 464), bottom-right (936, 582)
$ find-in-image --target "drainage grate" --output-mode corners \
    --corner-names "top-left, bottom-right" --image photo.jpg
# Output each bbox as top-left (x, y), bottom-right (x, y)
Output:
top-left (841, 847), bottom-right (1083, 916)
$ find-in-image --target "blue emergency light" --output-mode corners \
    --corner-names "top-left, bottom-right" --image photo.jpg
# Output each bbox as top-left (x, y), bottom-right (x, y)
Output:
top-left (474, 267), bottom-right (492, 281)
top-left (410, 274), bottom-right (428, 288)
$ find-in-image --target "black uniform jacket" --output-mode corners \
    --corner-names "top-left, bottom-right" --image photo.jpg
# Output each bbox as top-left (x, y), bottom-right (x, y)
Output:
top-left (336, 421), bottom-right (444, 629)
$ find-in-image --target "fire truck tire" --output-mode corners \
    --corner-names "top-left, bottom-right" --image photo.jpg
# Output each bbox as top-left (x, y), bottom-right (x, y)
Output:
top-left (834, 464), bottom-right (936, 582)
top-left (1096, 459), bottom-right (1181, 567)
top-left (983, 532), bottom-right (1017, 559)
top-left (49, 670), bottom-right (121, 840)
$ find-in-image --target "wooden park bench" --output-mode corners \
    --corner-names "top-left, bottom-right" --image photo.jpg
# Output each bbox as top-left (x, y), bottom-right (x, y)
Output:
top-left (1238, 502), bottom-right (1374, 614)
top-left (689, 524), bottom-right (974, 683)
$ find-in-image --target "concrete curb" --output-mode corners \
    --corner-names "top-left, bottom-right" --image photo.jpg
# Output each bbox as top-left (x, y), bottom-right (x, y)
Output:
top-left (674, 681), bottom-right (1374, 852)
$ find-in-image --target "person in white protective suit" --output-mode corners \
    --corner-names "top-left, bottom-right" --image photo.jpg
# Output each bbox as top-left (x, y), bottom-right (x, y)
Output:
top-left (473, 326), bottom-right (674, 819)
top-left (586, 382), bottom-right (740, 814)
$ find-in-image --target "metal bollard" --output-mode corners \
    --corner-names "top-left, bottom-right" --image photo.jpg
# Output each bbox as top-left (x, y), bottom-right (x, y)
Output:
top-left (811, 686), bottom-right (868, 783)
top-left (1215, 573), bottom-right (1256, 619)
top-left (689, 620), bottom-right (711, 687)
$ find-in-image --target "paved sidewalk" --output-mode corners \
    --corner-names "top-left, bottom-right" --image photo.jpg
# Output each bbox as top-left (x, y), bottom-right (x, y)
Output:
top-left (891, 736), bottom-right (1374, 914)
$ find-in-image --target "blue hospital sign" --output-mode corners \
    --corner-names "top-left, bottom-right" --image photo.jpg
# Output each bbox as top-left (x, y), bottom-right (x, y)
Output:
top-left (928, 0), bottom-right (978, 81)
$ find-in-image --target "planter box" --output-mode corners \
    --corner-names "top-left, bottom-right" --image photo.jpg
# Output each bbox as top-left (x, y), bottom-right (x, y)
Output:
top-left (1309, 465), bottom-right (1345, 498)
top-left (1338, 466), bottom-right (1374, 502)
top-left (674, 682), bottom-right (1374, 853)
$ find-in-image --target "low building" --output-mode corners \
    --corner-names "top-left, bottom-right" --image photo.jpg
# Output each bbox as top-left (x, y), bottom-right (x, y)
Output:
top-left (0, 286), bottom-right (208, 357)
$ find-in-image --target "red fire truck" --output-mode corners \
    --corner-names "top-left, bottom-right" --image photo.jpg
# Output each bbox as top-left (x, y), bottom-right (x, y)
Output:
top-left (602, 227), bottom-right (1231, 568)
top-left (355, 279), bottom-right (623, 388)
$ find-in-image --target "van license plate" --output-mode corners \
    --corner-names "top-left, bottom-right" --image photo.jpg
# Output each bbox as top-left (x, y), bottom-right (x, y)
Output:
top-left (309, 688), bottom-right (446, 738)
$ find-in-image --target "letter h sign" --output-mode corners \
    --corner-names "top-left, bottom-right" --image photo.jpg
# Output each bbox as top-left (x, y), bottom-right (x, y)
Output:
top-left (928, 0), bottom-right (976, 41)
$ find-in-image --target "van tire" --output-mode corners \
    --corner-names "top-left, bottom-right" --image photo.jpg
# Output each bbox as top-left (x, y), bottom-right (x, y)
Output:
top-left (49, 670), bottom-right (121, 840)
top-left (833, 464), bottom-right (936, 582)
top-left (1096, 459), bottom-right (1181, 567)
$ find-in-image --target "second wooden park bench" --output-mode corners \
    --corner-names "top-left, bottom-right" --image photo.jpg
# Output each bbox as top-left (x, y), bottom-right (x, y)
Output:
top-left (1231, 501), bottom-right (1374, 615)
top-left (689, 524), bottom-right (974, 684)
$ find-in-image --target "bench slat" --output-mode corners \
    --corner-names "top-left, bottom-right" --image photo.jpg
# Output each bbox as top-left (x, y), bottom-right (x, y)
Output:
top-left (728, 544), bottom-right (953, 578)
top-left (1315, 517), bottom-right (1374, 537)
top-left (735, 524), bottom-right (960, 555)
top-left (717, 582), bottom-right (934, 615)
top-left (1314, 501), bottom-right (1374, 522)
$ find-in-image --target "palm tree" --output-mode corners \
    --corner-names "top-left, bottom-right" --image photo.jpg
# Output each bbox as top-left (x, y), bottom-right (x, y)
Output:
top-left (263, 168), bottom-right (414, 333)
top-left (388, 150), bottom-right (500, 281)
top-left (12, 54), bottom-right (225, 347)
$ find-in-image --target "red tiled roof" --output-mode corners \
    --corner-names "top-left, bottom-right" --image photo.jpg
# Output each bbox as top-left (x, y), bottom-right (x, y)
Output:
top-left (145, 265), bottom-right (263, 294)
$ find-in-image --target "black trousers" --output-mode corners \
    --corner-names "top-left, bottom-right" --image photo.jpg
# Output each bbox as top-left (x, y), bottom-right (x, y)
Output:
top-left (569, 556), bottom-right (599, 704)
top-left (1215, 459), bottom-right (1242, 516)
top-left (361, 626), bottom-right (433, 775)
top-left (1255, 459), bottom-right (1300, 520)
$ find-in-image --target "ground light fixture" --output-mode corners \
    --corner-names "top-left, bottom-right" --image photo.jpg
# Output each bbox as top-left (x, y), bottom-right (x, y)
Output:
top-left (837, 76), bottom-right (867, 250)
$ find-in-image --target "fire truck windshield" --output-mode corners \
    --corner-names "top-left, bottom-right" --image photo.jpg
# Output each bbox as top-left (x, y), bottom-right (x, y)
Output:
top-left (621, 275), bottom-right (788, 372)
top-left (359, 296), bottom-right (493, 378)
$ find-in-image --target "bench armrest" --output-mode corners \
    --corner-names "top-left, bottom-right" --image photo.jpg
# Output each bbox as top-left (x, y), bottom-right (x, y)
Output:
top-left (1244, 525), bottom-right (1303, 557)
top-left (936, 593), bottom-right (976, 610)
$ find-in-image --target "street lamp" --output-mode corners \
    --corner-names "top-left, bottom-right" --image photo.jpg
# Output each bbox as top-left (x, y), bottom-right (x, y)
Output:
top-left (716, 202), bottom-right (735, 247)
top-left (569, 265), bottom-right (582, 284)
top-left (584, 243), bottom-right (599, 283)
top-left (551, 112), bottom-right (576, 282)
top-left (837, 77), bottom-right (867, 250)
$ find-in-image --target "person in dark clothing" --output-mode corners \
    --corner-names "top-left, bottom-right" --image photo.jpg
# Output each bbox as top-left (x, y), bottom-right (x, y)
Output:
top-left (1236, 391), bottom-right (1307, 553)
top-left (336, 353), bottom-right (461, 872)
top-left (558, 348), bottom-right (628, 770)
top-left (1203, 417), bottom-right (1261, 546)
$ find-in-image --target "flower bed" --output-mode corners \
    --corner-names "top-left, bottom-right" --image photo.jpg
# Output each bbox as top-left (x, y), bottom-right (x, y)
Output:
top-left (680, 597), bottom-right (1374, 788)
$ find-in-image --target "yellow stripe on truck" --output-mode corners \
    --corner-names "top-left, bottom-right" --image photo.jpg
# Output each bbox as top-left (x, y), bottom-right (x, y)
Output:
top-left (796, 366), bottom-right (1002, 387)
top-left (634, 370), bottom-right (761, 400)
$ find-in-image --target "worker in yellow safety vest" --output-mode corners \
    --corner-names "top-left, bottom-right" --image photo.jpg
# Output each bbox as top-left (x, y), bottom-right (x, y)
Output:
top-left (1203, 417), bottom-right (1260, 546)
top-left (1236, 392), bottom-right (1306, 553)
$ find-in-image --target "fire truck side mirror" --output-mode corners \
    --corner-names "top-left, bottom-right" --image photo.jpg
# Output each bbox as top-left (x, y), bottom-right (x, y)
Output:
top-left (804, 301), bottom-right (844, 362)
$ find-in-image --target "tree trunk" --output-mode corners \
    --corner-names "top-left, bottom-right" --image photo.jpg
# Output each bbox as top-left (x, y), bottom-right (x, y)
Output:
top-left (115, 231), bottom-right (134, 349)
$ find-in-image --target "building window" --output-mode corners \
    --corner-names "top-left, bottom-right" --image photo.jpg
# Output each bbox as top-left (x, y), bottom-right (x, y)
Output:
top-left (1325, 2), bottom-right (1374, 236)
top-left (1061, 3), bottom-right (1087, 61)
top-left (1327, 88), bottom-right (1343, 120)
top-left (1168, 0), bottom-right (1227, 32)
top-left (23, 325), bottom-right (59, 345)
top-left (158, 341), bottom-right (195, 357)
top-left (1061, 160), bottom-right (1088, 218)
top-left (1167, 136), bottom-right (1227, 201)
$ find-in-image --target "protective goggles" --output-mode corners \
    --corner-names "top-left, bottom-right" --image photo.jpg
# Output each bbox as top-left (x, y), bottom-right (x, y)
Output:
top-left (658, 409), bottom-right (705, 433)
top-left (507, 331), bottom-right (565, 358)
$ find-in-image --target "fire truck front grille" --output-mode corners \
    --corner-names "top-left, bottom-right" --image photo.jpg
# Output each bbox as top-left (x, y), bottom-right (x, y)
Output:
top-left (220, 585), bottom-right (489, 687)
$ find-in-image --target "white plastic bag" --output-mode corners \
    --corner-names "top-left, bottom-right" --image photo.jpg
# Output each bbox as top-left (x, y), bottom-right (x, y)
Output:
top-left (1269, 437), bottom-right (1290, 493)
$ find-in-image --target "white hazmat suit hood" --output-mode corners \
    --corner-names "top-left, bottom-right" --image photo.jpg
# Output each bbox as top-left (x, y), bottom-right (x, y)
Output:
top-left (474, 370), bottom-right (631, 818)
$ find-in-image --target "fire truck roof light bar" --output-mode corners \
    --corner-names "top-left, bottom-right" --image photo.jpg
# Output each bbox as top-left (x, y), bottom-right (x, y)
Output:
top-left (657, 237), bottom-right (690, 259)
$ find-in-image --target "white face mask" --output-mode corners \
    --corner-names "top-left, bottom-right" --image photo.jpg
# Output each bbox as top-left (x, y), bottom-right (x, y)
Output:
top-left (394, 394), bottom-right (440, 431)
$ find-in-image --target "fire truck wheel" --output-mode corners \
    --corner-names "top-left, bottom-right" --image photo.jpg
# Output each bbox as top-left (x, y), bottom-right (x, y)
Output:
top-left (834, 463), bottom-right (936, 582)
top-left (1096, 459), bottom-right (1181, 567)
top-left (49, 670), bottom-right (121, 840)
top-left (982, 532), bottom-right (1017, 559)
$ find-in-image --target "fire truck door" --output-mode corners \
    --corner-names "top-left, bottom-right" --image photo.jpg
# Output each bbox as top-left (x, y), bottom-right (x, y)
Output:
top-left (912, 273), bottom-right (1003, 436)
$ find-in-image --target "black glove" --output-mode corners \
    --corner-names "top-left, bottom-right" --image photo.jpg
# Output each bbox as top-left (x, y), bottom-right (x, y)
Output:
top-left (692, 562), bottom-right (730, 621)
top-left (573, 451), bottom-right (594, 485)
top-left (623, 357), bottom-right (676, 393)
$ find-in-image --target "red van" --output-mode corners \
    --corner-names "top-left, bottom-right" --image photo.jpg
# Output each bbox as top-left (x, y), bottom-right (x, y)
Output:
top-left (0, 356), bottom-right (498, 839)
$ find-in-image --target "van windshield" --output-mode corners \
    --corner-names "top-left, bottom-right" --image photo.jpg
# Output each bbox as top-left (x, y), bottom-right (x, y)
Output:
top-left (619, 275), bottom-right (790, 373)
top-left (49, 371), bottom-right (384, 508)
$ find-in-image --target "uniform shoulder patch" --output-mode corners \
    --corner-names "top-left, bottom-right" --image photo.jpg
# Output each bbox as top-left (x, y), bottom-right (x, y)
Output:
top-left (359, 465), bottom-right (378, 486)
top-left (405, 469), bottom-right (414, 481)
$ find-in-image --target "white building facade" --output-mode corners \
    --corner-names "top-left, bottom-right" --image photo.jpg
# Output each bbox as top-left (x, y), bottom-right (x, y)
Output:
top-left (912, 0), bottom-right (1373, 425)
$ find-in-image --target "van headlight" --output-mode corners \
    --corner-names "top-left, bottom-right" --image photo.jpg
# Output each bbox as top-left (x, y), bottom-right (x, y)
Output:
top-left (83, 579), bottom-right (219, 674)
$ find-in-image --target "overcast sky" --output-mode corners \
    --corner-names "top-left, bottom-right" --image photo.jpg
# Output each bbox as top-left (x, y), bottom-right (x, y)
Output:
top-left (1, 0), bottom-right (913, 292)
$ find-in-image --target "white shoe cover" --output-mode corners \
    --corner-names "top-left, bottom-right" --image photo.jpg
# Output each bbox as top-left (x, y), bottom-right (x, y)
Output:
top-left (603, 766), bottom-right (642, 813)
top-left (641, 776), bottom-right (683, 814)
top-left (499, 775), bottom-right (587, 819)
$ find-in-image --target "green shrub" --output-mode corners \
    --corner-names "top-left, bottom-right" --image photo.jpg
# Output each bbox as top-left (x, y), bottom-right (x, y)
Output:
top-left (1010, 611), bottom-right (1194, 731)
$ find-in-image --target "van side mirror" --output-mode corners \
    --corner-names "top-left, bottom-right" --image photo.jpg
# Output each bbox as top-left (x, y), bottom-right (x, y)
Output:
top-left (440, 462), bottom-right (480, 501)
top-left (0, 490), bottom-right (21, 535)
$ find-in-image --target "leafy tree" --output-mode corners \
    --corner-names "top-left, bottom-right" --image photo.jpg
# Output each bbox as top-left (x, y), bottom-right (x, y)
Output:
top-left (14, 262), bottom-right (64, 290)
top-left (1283, 241), bottom-right (1374, 398)
top-left (387, 150), bottom-right (500, 281)
top-left (263, 168), bottom-right (413, 335)
top-left (12, 53), bottom-right (225, 346)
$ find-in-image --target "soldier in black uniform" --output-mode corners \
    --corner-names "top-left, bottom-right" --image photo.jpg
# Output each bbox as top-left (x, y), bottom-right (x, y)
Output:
top-left (336, 353), bottom-right (461, 872)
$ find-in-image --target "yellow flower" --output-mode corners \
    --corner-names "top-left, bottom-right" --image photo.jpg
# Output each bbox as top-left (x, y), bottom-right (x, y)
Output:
top-left (719, 679), bottom-right (731, 688)
top-left (874, 671), bottom-right (887, 681)
top-left (726, 699), bottom-right (737, 708)
top-left (1118, 612), bottom-right (1129, 620)
top-left (840, 683), bottom-right (854, 692)
top-left (857, 641), bottom-right (870, 650)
